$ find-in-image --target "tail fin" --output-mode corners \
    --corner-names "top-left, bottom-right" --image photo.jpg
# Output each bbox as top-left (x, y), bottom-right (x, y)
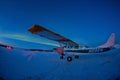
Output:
top-left (98, 33), bottom-right (115, 48)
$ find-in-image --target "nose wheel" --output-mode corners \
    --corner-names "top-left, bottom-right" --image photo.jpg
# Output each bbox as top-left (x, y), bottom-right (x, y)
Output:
top-left (60, 55), bottom-right (64, 59)
top-left (60, 55), bottom-right (78, 62)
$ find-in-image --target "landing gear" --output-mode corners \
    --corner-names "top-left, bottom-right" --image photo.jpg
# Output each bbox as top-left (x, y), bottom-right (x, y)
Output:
top-left (75, 55), bottom-right (79, 59)
top-left (60, 54), bottom-right (65, 59)
top-left (60, 55), bottom-right (64, 59)
top-left (60, 55), bottom-right (78, 62)
top-left (67, 56), bottom-right (72, 62)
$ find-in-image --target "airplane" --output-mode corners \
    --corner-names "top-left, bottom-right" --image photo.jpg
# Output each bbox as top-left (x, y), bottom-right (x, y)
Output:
top-left (0, 24), bottom-right (120, 62)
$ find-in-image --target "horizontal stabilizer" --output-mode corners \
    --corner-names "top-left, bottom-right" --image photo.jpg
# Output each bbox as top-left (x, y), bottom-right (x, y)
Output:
top-left (114, 42), bottom-right (120, 49)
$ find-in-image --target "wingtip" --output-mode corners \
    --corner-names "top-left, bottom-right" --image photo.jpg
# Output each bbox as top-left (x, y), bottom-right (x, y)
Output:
top-left (28, 24), bottom-right (44, 34)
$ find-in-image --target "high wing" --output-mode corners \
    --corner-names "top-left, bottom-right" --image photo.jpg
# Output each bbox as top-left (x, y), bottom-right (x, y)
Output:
top-left (0, 43), bottom-right (54, 61)
top-left (28, 24), bottom-right (79, 48)
top-left (0, 43), bottom-right (53, 52)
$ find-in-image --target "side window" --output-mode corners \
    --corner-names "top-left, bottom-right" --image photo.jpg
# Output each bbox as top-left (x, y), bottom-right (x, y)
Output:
top-left (75, 46), bottom-right (79, 49)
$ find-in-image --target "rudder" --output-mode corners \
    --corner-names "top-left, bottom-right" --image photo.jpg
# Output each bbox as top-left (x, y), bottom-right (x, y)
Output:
top-left (98, 33), bottom-right (115, 48)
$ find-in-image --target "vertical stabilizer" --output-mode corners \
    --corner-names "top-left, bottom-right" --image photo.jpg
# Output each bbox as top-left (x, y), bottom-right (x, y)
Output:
top-left (98, 33), bottom-right (115, 48)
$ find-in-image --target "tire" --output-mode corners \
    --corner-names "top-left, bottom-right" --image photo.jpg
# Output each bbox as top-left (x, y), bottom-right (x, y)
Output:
top-left (60, 55), bottom-right (64, 59)
top-left (67, 56), bottom-right (72, 62)
top-left (75, 55), bottom-right (79, 59)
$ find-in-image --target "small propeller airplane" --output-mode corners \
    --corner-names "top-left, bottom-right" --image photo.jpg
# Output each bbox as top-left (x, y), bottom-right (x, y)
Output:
top-left (0, 24), bottom-right (120, 62)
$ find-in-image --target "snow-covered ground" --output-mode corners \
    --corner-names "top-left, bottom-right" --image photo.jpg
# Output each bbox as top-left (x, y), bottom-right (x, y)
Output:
top-left (0, 47), bottom-right (120, 80)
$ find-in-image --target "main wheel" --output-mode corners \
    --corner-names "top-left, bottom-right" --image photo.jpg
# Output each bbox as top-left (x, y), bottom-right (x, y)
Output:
top-left (75, 55), bottom-right (79, 59)
top-left (67, 56), bottom-right (72, 62)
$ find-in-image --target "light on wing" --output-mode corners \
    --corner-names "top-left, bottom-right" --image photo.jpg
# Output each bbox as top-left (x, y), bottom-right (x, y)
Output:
top-left (28, 24), bottom-right (79, 48)
top-left (6, 46), bottom-right (13, 50)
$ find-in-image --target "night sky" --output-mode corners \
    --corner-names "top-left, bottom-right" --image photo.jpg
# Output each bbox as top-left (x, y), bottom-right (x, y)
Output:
top-left (0, 0), bottom-right (120, 48)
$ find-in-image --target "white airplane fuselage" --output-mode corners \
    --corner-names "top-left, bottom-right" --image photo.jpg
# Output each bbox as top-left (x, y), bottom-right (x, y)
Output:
top-left (64, 47), bottom-right (112, 53)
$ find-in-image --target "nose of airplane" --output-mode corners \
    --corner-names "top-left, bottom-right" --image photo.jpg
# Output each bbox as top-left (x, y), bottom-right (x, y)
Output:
top-left (56, 47), bottom-right (64, 55)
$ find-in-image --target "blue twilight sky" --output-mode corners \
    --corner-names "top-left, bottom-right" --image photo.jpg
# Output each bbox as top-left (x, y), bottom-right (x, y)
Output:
top-left (0, 0), bottom-right (120, 49)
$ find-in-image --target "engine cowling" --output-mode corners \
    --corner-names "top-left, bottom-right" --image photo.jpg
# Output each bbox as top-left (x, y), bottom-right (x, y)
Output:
top-left (56, 47), bottom-right (64, 55)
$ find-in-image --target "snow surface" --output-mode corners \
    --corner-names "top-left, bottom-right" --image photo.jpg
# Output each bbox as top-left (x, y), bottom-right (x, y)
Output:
top-left (0, 47), bottom-right (120, 80)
